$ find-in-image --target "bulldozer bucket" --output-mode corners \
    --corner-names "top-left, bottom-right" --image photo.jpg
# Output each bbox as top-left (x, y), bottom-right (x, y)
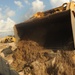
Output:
top-left (14, 2), bottom-right (75, 49)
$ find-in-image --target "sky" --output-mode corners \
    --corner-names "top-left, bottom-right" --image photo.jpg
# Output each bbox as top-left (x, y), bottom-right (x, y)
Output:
top-left (0, 0), bottom-right (72, 37)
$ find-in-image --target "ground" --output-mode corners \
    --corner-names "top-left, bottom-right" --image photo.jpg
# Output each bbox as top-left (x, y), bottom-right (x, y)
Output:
top-left (0, 39), bottom-right (75, 75)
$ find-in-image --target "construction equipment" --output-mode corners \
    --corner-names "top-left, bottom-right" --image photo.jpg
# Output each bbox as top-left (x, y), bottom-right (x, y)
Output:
top-left (14, 1), bottom-right (75, 49)
top-left (0, 36), bottom-right (16, 43)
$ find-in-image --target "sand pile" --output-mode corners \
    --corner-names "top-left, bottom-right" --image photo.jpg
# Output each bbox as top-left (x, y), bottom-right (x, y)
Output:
top-left (11, 40), bottom-right (75, 75)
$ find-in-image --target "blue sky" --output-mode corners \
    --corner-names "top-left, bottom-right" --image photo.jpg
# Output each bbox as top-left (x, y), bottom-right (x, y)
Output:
top-left (0, 0), bottom-right (52, 23)
top-left (0, 0), bottom-right (70, 23)
top-left (0, 0), bottom-right (70, 37)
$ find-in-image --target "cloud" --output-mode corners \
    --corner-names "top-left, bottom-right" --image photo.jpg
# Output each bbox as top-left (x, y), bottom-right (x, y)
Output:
top-left (0, 17), bottom-right (16, 32)
top-left (0, 8), bottom-right (2, 11)
top-left (0, 7), bottom-right (15, 20)
top-left (0, 8), bottom-right (4, 19)
top-left (23, 0), bottom-right (45, 21)
top-left (0, 13), bottom-right (4, 20)
top-left (24, 0), bottom-right (30, 5)
top-left (5, 8), bottom-right (15, 17)
top-left (50, 0), bottom-right (69, 8)
top-left (0, 18), bottom-right (16, 37)
top-left (14, 0), bottom-right (23, 8)
top-left (32, 0), bottom-right (45, 12)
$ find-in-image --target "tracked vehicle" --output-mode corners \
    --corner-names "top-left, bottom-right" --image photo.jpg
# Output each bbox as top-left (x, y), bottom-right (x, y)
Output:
top-left (14, 1), bottom-right (75, 49)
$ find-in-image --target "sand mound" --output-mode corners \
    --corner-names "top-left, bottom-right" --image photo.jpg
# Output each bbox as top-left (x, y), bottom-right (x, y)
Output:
top-left (11, 40), bottom-right (75, 75)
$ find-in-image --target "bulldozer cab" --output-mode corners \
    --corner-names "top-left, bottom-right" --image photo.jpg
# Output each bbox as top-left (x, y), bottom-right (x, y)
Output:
top-left (14, 1), bottom-right (75, 49)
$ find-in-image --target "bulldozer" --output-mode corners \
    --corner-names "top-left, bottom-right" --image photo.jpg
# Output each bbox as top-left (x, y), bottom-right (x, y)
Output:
top-left (0, 36), bottom-right (16, 43)
top-left (14, 1), bottom-right (75, 49)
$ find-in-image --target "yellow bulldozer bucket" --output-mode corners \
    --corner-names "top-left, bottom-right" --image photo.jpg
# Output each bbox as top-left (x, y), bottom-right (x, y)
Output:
top-left (14, 1), bottom-right (75, 49)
